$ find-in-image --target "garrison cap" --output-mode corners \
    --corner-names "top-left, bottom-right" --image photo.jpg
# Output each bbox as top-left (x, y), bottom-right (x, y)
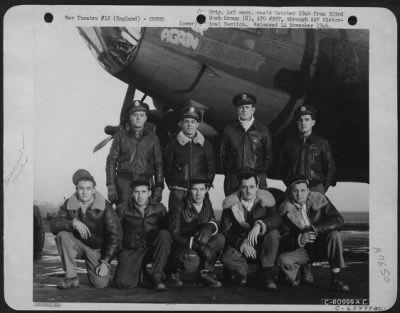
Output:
top-left (72, 169), bottom-right (96, 186)
top-left (287, 175), bottom-right (310, 191)
top-left (294, 105), bottom-right (316, 120)
top-left (130, 175), bottom-right (152, 189)
top-left (232, 92), bottom-right (256, 107)
top-left (128, 100), bottom-right (150, 115)
top-left (180, 105), bottom-right (201, 122)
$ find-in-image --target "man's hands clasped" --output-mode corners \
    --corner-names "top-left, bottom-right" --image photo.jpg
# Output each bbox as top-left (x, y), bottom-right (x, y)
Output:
top-left (299, 231), bottom-right (317, 246)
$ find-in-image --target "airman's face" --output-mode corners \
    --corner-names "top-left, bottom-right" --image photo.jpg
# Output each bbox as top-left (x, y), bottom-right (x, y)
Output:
top-left (132, 185), bottom-right (151, 206)
top-left (290, 182), bottom-right (309, 205)
top-left (237, 104), bottom-right (255, 121)
top-left (297, 114), bottom-right (315, 135)
top-left (76, 180), bottom-right (96, 203)
top-left (189, 183), bottom-right (208, 204)
top-left (240, 177), bottom-right (258, 201)
top-left (182, 118), bottom-right (199, 137)
top-left (130, 111), bottom-right (147, 129)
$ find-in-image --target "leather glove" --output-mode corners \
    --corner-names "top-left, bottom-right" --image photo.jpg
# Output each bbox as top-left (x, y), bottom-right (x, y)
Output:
top-left (107, 184), bottom-right (118, 204)
top-left (152, 187), bottom-right (163, 202)
top-left (195, 223), bottom-right (215, 245)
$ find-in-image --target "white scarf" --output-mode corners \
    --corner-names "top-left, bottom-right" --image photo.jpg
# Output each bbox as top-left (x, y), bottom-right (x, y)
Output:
top-left (293, 202), bottom-right (311, 227)
top-left (191, 201), bottom-right (203, 214)
top-left (240, 198), bottom-right (255, 212)
top-left (79, 197), bottom-right (94, 215)
top-left (238, 116), bottom-right (255, 132)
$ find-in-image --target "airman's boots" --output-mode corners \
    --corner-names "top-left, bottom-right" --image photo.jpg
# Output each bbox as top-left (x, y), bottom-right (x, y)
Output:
top-left (200, 269), bottom-right (222, 288)
top-left (263, 267), bottom-right (278, 291)
top-left (57, 276), bottom-right (79, 289)
top-left (330, 272), bottom-right (350, 292)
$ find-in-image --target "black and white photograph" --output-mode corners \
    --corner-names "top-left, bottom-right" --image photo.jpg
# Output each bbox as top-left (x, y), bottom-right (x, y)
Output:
top-left (3, 5), bottom-right (397, 311)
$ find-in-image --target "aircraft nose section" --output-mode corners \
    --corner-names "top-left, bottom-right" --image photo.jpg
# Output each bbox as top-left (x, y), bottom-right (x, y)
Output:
top-left (77, 27), bottom-right (142, 74)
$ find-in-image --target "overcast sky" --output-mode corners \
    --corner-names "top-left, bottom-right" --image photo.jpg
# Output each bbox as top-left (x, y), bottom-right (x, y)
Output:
top-left (32, 26), bottom-right (368, 212)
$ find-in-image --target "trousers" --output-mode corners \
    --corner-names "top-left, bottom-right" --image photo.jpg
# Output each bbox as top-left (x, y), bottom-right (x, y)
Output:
top-left (221, 229), bottom-right (280, 277)
top-left (55, 231), bottom-right (110, 288)
top-left (277, 230), bottom-right (345, 282)
top-left (169, 233), bottom-right (225, 273)
top-left (114, 229), bottom-right (172, 289)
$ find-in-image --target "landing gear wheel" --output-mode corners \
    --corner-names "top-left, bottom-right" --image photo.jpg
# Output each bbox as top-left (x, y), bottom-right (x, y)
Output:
top-left (34, 205), bottom-right (45, 260)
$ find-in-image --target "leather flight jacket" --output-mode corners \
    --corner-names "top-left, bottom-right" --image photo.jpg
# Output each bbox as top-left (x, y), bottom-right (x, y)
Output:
top-left (278, 191), bottom-right (344, 251)
top-left (168, 197), bottom-right (218, 247)
top-left (50, 192), bottom-right (122, 263)
top-left (220, 120), bottom-right (273, 175)
top-left (116, 199), bottom-right (168, 249)
top-left (164, 132), bottom-right (216, 189)
top-left (106, 125), bottom-right (164, 189)
top-left (220, 190), bottom-right (281, 250)
top-left (279, 134), bottom-right (336, 190)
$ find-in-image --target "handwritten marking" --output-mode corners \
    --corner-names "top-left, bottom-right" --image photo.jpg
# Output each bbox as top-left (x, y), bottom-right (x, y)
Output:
top-left (34, 302), bottom-right (61, 308)
top-left (372, 247), bottom-right (391, 283)
top-left (4, 133), bottom-right (28, 187)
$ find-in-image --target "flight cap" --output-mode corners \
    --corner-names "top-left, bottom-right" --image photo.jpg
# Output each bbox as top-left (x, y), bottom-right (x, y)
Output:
top-left (180, 105), bottom-right (201, 122)
top-left (72, 169), bottom-right (96, 186)
top-left (232, 92), bottom-right (256, 107)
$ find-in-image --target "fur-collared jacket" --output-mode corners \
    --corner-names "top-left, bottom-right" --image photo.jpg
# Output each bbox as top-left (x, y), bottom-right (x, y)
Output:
top-left (220, 189), bottom-right (281, 250)
top-left (279, 191), bottom-right (344, 251)
top-left (164, 130), bottom-right (216, 189)
top-left (50, 191), bottom-right (122, 263)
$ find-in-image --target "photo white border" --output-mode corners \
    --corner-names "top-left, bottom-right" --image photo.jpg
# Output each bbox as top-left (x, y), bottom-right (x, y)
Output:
top-left (3, 5), bottom-right (398, 311)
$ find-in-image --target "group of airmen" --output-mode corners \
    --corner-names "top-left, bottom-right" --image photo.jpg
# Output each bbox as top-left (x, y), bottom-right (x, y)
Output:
top-left (50, 92), bottom-right (350, 294)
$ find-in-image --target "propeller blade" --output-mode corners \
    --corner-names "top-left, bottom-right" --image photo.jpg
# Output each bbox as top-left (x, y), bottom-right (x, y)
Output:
top-left (93, 136), bottom-right (114, 153)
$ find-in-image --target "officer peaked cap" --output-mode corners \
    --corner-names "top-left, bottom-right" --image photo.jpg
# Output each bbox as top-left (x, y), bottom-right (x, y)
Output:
top-left (128, 100), bottom-right (150, 115)
top-left (232, 92), bottom-right (256, 106)
top-left (180, 105), bottom-right (201, 122)
top-left (294, 105), bottom-right (316, 120)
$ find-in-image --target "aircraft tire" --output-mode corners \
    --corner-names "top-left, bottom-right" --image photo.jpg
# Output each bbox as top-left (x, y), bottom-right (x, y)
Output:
top-left (34, 205), bottom-right (45, 260)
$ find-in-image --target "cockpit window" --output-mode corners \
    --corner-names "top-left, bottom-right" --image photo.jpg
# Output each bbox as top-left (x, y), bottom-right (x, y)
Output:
top-left (77, 27), bottom-right (142, 74)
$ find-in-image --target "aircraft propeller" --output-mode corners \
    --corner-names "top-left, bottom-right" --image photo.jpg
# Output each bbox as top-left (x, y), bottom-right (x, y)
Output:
top-left (92, 84), bottom-right (136, 153)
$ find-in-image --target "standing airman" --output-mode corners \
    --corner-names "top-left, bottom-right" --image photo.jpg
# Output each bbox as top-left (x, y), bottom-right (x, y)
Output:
top-left (220, 93), bottom-right (273, 196)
